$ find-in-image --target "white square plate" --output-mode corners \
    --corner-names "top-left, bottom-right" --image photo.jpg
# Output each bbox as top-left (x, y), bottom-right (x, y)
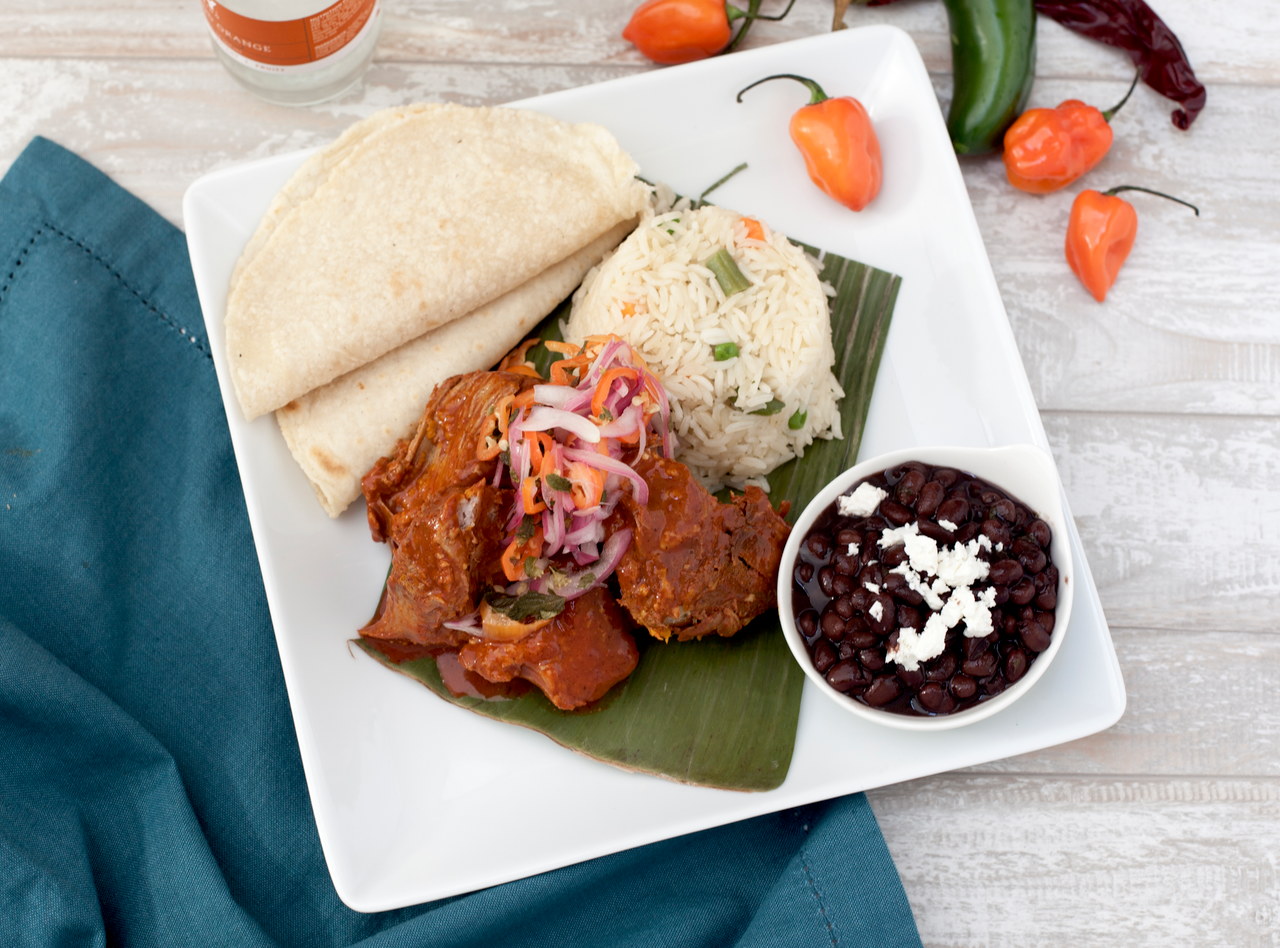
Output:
top-left (184, 26), bottom-right (1125, 912)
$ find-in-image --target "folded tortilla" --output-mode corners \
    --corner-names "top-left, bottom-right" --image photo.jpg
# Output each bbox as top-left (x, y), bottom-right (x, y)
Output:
top-left (275, 222), bottom-right (634, 517)
top-left (226, 102), bottom-right (649, 420)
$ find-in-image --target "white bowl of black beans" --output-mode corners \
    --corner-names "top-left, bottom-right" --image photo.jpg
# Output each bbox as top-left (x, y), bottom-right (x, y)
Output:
top-left (779, 444), bottom-right (1074, 730)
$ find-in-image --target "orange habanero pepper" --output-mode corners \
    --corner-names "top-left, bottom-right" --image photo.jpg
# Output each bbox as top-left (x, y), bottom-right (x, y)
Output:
top-left (623, 0), bottom-right (795, 66)
top-left (1003, 72), bottom-right (1139, 194)
top-left (736, 73), bottom-right (882, 212)
top-left (1065, 185), bottom-right (1199, 302)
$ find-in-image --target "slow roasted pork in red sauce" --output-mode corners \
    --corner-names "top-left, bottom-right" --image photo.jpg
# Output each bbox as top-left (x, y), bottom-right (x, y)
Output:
top-left (610, 454), bottom-right (790, 641)
top-left (360, 372), bottom-right (527, 648)
top-left (358, 355), bottom-right (790, 711)
top-left (458, 586), bottom-right (639, 711)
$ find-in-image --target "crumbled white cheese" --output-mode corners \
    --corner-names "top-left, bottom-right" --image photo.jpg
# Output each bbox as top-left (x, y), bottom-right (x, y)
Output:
top-left (938, 518), bottom-right (958, 532)
top-left (886, 619), bottom-right (947, 672)
top-left (878, 518), bottom-right (997, 669)
top-left (863, 581), bottom-right (880, 595)
top-left (846, 542), bottom-right (860, 556)
top-left (837, 482), bottom-right (887, 518)
top-left (869, 600), bottom-right (885, 622)
top-left (890, 562), bottom-right (945, 611)
top-left (935, 539), bottom-right (991, 588)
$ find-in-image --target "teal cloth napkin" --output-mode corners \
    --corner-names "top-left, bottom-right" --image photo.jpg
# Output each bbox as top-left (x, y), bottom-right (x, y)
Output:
top-left (0, 136), bottom-right (922, 948)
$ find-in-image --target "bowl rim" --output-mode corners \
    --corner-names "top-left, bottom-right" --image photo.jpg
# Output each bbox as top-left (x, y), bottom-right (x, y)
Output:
top-left (777, 443), bottom-right (1075, 731)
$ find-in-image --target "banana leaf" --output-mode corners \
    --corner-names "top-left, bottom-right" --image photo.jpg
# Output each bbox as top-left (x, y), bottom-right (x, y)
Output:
top-left (357, 242), bottom-right (901, 791)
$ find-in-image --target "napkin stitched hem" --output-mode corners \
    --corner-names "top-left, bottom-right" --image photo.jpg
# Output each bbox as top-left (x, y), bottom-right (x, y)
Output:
top-left (13, 219), bottom-right (212, 360)
top-left (799, 847), bottom-right (840, 946)
top-left (0, 136), bottom-right (210, 364)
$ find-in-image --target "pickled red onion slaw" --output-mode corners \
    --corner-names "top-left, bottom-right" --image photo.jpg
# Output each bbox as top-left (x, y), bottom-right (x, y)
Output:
top-left (446, 335), bottom-right (673, 635)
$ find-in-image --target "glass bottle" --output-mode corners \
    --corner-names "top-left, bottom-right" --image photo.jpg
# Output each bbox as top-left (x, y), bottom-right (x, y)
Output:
top-left (203, 0), bottom-right (383, 106)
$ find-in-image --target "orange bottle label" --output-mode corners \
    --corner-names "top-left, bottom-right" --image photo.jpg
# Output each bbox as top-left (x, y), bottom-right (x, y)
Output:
top-left (204, 0), bottom-right (377, 67)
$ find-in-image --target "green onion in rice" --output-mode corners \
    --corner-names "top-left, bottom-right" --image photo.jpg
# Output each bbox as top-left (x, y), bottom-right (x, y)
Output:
top-left (565, 203), bottom-right (844, 492)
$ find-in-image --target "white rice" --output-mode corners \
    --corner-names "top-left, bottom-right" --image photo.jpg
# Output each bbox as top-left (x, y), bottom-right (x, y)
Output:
top-left (564, 204), bottom-right (843, 492)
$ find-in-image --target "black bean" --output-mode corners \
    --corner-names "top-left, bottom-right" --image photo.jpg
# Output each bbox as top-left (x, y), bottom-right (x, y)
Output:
top-left (832, 548), bottom-right (858, 575)
top-left (880, 499), bottom-right (914, 526)
top-left (858, 648), bottom-right (885, 671)
top-left (1013, 537), bottom-right (1047, 573)
top-left (817, 565), bottom-right (836, 597)
top-left (949, 674), bottom-right (977, 700)
top-left (805, 533), bottom-right (830, 558)
top-left (835, 527), bottom-right (862, 548)
top-left (1036, 586), bottom-right (1057, 610)
top-left (819, 609), bottom-right (845, 640)
top-left (1005, 648), bottom-right (1029, 682)
top-left (933, 468), bottom-right (959, 488)
top-left (962, 652), bottom-right (998, 678)
top-left (918, 519), bottom-right (954, 543)
top-left (1010, 576), bottom-right (1036, 605)
top-left (924, 652), bottom-right (957, 681)
top-left (893, 583), bottom-right (924, 606)
top-left (980, 519), bottom-right (1011, 548)
top-left (917, 481), bottom-right (945, 517)
top-left (832, 595), bottom-right (855, 619)
top-left (812, 639), bottom-right (836, 672)
top-left (879, 545), bottom-right (908, 568)
top-left (869, 595), bottom-right (896, 636)
top-left (846, 629), bottom-right (880, 649)
top-left (1019, 619), bottom-right (1051, 653)
top-left (826, 660), bottom-right (868, 694)
top-left (991, 498), bottom-right (1017, 522)
top-left (862, 676), bottom-right (902, 707)
top-left (798, 609), bottom-right (819, 640)
top-left (896, 603), bottom-right (924, 630)
top-left (794, 561), bottom-right (814, 585)
top-left (1035, 566), bottom-right (1059, 591)
top-left (895, 469), bottom-right (926, 506)
top-left (898, 669), bottom-right (924, 691)
top-left (988, 558), bottom-right (1024, 585)
top-left (936, 497), bottom-right (970, 525)
top-left (1028, 518), bottom-right (1052, 549)
top-left (830, 573), bottom-right (854, 597)
top-left (917, 681), bottom-right (957, 714)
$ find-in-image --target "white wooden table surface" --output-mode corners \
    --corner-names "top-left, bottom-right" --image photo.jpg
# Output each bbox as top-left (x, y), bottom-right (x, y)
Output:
top-left (3, 2), bottom-right (1276, 944)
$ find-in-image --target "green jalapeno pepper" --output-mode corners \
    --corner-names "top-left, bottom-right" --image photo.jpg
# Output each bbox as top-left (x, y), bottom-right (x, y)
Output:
top-left (944, 0), bottom-right (1037, 156)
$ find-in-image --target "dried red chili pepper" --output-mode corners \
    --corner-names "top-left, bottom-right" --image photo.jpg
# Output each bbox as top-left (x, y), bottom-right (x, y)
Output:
top-left (1033, 0), bottom-right (1206, 129)
top-left (1065, 185), bottom-right (1199, 301)
top-left (623, 0), bottom-right (796, 66)
top-left (841, 0), bottom-right (1206, 129)
top-left (1002, 72), bottom-right (1138, 194)
top-left (736, 73), bottom-right (882, 211)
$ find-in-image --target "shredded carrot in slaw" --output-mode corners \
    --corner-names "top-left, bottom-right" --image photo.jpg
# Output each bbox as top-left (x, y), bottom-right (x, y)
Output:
top-left (476, 334), bottom-right (674, 613)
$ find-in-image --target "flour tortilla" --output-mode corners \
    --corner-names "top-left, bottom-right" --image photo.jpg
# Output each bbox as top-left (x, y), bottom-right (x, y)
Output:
top-left (275, 221), bottom-right (634, 517)
top-left (226, 103), bottom-right (649, 420)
